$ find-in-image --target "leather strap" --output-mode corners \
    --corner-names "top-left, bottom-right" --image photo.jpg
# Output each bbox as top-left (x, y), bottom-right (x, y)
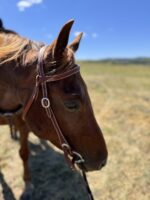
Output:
top-left (23, 63), bottom-right (80, 120)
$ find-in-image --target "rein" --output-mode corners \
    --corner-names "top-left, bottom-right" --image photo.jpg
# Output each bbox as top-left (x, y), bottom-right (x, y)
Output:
top-left (23, 46), bottom-right (94, 200)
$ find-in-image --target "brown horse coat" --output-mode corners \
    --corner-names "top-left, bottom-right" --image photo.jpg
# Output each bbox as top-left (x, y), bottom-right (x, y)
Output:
top-left (0, 19), bottom-right (108, 199)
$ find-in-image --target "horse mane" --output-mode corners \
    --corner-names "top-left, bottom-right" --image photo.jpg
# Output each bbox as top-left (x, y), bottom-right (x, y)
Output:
top-left (0, 32), bottom-right (31, 64)
top-left (0, 19), bottom-right (32, 65)
top-left (0, 31), bottom-right (44, 65)
top-left (0, 24), bottom-right (73, 69)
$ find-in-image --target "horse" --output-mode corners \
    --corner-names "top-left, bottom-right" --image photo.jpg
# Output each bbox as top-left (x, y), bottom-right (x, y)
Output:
top-left (0, 19), bottom-right (108, 199)
top-left (0, 18), bottom-right (17, 34)
top-left (0, 20), bottom-right (28, 140)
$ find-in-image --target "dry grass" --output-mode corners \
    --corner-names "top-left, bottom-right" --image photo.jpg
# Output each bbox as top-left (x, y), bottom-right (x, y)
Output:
top-left (0, 62), bottom-right (150, 200)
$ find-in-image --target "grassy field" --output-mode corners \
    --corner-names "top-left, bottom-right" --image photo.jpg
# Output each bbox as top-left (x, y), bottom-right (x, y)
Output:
top-left (0, 62), bottom-right (150, 200)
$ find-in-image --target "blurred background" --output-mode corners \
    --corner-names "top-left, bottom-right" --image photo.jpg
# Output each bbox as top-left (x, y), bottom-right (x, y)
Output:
top-left (1, 0), bottom-right (150, 59)
top-left (0, 0), bottom-right (150, 200)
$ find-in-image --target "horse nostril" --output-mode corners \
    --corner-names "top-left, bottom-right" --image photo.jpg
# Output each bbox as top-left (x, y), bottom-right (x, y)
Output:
top-left (102, 159), bottom-right (107, 167)
top-left (99, 159), bottom-right (107, 169)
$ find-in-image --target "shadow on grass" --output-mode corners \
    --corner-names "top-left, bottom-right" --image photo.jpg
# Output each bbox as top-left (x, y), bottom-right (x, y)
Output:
top-left (27, 139), bottom-right (88, 200)
top-left (0, 139), bottom-right (89, 200)
top-left (0, 171), bottom-right (16, 200)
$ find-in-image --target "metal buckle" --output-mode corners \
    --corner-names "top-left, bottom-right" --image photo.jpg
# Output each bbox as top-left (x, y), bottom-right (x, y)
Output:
top-left (41, 97), bottom-right (50, 108)
top-left (62, 144), bottom-right (84, 164)
top-left (72, 151), bottom-right (85, 164)
top-left (62, 143), bottom-right (71, 151)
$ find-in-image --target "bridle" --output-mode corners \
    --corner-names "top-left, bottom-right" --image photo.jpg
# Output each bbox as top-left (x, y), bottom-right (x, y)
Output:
top-left (23, 46), bottom-right (94, 200)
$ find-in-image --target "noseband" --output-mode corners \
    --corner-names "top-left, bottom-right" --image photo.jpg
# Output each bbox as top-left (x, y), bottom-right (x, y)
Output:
top-left (23, 46), bottom-right (94, 200)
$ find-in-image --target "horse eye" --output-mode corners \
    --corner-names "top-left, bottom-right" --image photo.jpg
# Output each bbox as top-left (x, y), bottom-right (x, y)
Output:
top-left (64, 100), bottom-right (79, 111)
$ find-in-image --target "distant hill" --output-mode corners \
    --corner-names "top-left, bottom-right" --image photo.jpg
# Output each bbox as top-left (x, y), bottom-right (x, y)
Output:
top-left (79, 58), bottom-right (150, 65)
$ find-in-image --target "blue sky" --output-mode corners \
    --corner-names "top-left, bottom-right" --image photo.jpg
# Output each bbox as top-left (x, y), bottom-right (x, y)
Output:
top-left (0, 0), bottom-right (150, 59)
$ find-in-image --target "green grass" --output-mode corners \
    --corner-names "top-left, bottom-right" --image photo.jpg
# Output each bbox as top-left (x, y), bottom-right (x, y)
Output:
top-left (0, 62), bottom-right (150, 200)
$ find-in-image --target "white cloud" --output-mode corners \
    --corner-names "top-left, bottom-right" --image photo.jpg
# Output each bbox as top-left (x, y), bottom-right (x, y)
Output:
top-left (74, 31), bottom-right (87, 38)
top-left (17, 0), bottom-right (43, 11)
top-left (91, 33), bottom-right (98, 38)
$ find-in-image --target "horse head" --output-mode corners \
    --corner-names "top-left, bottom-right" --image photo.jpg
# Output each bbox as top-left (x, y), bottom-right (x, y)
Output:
top-left (20, 20), bottom-right (108, 172)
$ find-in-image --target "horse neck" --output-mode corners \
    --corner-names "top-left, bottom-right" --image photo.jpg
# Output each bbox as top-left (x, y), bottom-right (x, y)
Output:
top-left (1, 55), bottom-right (37, 109)
top-left (17, 63), bottom-right (38, 107)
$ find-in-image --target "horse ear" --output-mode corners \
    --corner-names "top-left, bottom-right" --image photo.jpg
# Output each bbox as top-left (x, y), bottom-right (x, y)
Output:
top-left (68, 32), bottom-right (83, 52)
top-left (53, 19), bottom-right (74, 57)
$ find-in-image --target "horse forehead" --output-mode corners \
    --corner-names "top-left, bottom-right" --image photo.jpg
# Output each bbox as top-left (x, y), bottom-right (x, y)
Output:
top-left (66, 47), bottom-right (75, 60)
top-left (32, 40), bottom-right (44, 50)
top-left (56, 47), bottom-right (75, 65)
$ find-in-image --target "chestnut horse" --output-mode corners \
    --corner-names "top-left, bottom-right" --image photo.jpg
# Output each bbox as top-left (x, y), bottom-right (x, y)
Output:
top-left (0, 19), bottom-right (108, 199)
top-left (0, 19), bottom-right (27, 141)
